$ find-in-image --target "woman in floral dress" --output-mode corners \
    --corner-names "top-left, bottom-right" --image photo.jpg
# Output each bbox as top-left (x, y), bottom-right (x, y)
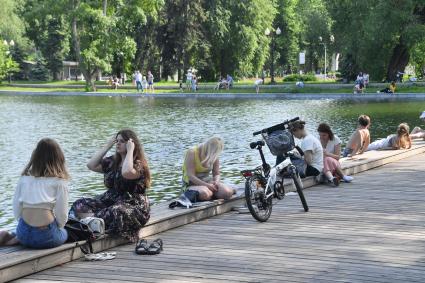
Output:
top-left (71, 129), bottom-right (150, 242)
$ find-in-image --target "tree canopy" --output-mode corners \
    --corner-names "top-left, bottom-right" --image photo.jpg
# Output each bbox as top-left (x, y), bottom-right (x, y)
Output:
top-left (1, 0), bottom-right (425, 86)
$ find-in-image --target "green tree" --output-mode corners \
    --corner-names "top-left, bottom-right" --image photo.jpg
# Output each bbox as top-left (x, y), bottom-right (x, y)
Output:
top-left (69, 1), bottom-right (136, 91)
top-left (205, 0), bottom-right (276, 78)
top-left (0, 40), bottom-right (19, 82)
top-left (23, 0), bottom-right (70, 80)
top-left (274, 0), bottom-right (300, 74)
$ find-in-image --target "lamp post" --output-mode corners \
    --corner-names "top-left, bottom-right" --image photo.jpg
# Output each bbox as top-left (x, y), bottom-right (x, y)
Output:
top-left (4, 40), bottom-right (15, 83)
top-left (118, 51), bottom-right (125, 85)
top-left (319, 35), bottom-right (334, 79)
top-left (265, 27), bottom-right (281, 84)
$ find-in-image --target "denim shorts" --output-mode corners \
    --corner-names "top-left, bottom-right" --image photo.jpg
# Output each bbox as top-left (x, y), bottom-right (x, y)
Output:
top-left (16, 218), bottom-right (68, 249)
top-left (342, 148), bottom-right (353, 157)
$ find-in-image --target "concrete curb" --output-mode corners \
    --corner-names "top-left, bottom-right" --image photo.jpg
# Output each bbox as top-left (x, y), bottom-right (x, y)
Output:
top-left (2, 90), bottom-right (425, 100)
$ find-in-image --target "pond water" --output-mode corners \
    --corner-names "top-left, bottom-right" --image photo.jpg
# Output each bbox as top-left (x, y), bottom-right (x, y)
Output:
top-left (1, 95), bottom-right (424, 229)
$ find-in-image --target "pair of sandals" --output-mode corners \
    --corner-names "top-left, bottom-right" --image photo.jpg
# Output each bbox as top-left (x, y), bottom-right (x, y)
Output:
top-left (135, 238), bottom-right (163, 255)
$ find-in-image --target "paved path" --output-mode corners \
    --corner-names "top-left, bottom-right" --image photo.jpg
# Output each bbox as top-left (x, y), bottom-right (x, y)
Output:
top-left (16, 154), bottom-right (425, 283)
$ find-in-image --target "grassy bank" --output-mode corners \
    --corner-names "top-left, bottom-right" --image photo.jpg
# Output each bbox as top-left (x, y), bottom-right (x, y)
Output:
top-left (2, 84), bottom-right (425, 94)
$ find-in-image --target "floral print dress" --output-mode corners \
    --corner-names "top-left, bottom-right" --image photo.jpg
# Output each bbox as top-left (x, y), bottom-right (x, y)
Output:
top-left (71, 156), bottom-right (150, 241)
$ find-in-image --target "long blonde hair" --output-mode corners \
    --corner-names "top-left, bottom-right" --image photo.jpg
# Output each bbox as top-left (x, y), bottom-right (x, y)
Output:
top-left (394, 123), bottom-right (411, 149)
top-left (22, 138), bottom-right (70, 179)
top-left (199, 137), bottom-right (224, 167)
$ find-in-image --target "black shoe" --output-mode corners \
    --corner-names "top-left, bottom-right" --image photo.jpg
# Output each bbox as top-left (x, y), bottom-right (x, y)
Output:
top-left (331, 177), bottom-right (340, 187)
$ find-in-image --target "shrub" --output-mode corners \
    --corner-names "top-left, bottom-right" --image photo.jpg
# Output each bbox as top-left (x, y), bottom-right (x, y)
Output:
top-left (283, 73), bottom-right (317, 82)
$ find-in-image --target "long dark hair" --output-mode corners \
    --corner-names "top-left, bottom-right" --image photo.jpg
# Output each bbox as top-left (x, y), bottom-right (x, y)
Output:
top-left (114, 129), bottom-right (151, 188)
top-left (317, 123), bottom-right (335, 140)
top-left (22, 138), bottom-right (70, 179)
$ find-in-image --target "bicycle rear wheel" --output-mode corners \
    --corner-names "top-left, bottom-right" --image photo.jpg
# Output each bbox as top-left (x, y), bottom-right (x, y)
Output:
top-left (245, 175), bottom-right (272, 222)
top-left (292, 173), bottom-right (309, 212)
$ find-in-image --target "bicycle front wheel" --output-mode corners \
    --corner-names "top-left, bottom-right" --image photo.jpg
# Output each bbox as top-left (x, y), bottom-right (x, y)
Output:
top-left (292, 173), bottom-right (309, 212)
top-left (245, 176), bottom-right (272, 222)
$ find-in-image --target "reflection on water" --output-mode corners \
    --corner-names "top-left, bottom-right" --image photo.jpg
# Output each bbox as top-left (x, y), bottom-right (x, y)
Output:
top-left (1, 95), bottom-right (424, 229)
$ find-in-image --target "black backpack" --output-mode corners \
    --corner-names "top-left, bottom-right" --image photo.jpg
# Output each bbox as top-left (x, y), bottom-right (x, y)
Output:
top-left (65, 218), bottom-right (96, 254)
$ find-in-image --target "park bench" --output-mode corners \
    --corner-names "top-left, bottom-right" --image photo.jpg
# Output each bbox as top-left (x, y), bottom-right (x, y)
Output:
top-left (1, 140), bottom-right (425, 282)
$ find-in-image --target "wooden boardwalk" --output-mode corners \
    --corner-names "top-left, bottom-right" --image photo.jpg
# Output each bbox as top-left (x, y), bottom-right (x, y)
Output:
top-left (15, 153), bottom-right (425, 283)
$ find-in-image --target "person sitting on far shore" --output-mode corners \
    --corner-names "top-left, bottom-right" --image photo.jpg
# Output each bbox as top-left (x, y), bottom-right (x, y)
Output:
top-left (254, 78), bottom-right (263, 94)
top-left (182, 137), bottom-right (236, 201)
top-left (343, 115), bottom-right (371, 157)
top-left (286, 120), bottom-right (323, 178)
top-left (378, 81), bottom-right (396, 94)
top-left (226, 74), bottom-right (234, 89)
top-left (112, 76), bottom-right (120, 90)
top-left (318, 123), bottom-right (353, 186)
top-left (0, 138), bottom-right (70, 248)
top-left (367, 123), bottom-right (411, 151)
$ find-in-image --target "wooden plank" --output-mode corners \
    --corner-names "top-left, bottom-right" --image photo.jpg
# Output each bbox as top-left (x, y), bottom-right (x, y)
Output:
top-left (20, 153), bottom-right (425, 282)
top-left (5, 146), bottom-right (425, 282)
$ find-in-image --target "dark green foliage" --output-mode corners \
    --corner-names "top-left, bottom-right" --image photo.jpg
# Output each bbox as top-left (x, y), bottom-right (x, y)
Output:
top-left (30, 58), bottom-right (50, 81)
top-left (283, 73), bottom-right (317, 82)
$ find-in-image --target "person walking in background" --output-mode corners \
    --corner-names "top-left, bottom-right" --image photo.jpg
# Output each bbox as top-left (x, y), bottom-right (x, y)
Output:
top-left (134, 71), bottom-right (143, 93)
top-left (343, 115), bottom-right (371, 157)
top-left (186, 70), bottom-right (193, 91)
top-left (318, 123), bottom-right (353, 186)
top-left (191, 75), bottom-right (197, 92)
top-left (142, 76), bottom-right (148, 92)
top-left (254, 78), bottom-right (263, 94)
top-left (147, 71), bottom-right (154, 93)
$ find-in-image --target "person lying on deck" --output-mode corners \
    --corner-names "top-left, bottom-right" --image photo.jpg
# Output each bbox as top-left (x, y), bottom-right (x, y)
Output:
top-left (409, 111), bottom-right (425, 140)
top-left (317, 123), bottom-right (353, 186)
top-left (281, 120), bottom-right (323, 178)
top-left (182, 137), bottom-right (236, 201)
top-left (70, 129), bottom-right (150, 242)
top-left (0, 138), bottom-right (69, 249)
top-left (343, 115), bottom-right (371, 157)
top-left (367, 123), bottom-right (411, 151)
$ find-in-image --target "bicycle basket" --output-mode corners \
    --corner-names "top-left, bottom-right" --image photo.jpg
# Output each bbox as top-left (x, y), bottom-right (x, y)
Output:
top-left (262, 129), bottom-right (295, 156)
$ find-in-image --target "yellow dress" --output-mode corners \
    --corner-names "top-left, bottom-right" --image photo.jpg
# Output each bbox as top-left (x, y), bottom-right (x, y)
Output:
top-left (182, 146), bottom-right (212, 186)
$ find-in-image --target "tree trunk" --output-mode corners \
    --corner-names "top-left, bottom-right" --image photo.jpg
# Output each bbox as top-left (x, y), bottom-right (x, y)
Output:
top-left (103, 0), bottom-right (107, 16)
top-left (386, 39), bottom-right (410, 82)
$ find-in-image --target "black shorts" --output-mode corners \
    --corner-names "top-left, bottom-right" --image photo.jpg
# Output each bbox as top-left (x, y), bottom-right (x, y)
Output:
top-left (305, 165), bottom-right (320, 177)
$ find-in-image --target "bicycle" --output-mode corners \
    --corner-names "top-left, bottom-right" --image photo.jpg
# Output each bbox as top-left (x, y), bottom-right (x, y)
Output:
top-left (241, 117), bottom-right (309, 222)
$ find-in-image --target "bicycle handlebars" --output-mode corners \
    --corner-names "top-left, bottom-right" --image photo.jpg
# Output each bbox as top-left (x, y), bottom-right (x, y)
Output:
top-left (250, 140), bottom-right (265, 149)
top-left (253, 117), bottom-right (300, 136)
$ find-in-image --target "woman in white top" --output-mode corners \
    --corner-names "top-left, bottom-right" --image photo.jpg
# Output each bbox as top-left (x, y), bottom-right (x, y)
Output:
top-left (289, 120), bottom-right (323, 177)
top-left (317, 123), bottom-right (353, 186)
top-left (0, 138), bottom-right (69, 248)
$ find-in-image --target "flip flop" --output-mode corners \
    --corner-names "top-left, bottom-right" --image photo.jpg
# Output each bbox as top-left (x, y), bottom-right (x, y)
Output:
top-left (84, 252), bottom-right (116, 261)
top-left (135, 239), bottom-right (149, 255)
top-left (146, 238), bottom-right (163, 255)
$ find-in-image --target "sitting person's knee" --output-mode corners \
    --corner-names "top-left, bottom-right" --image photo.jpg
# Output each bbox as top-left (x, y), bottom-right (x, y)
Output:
top-left (198, 188), bottom-right (213, 201)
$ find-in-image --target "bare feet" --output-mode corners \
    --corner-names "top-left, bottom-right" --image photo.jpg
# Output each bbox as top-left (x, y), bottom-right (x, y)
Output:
top-left (0, 230), bottom-right (19, 246)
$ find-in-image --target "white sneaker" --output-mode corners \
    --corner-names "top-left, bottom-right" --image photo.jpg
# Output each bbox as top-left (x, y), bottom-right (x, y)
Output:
top-left (343, 175), bottom-right (353, 183)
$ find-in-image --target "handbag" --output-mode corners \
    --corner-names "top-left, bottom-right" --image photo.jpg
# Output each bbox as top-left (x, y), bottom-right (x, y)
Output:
top-left (80, 217), bottom-right (105, 236)
top-left (64, 217), bottom-right (97, 254)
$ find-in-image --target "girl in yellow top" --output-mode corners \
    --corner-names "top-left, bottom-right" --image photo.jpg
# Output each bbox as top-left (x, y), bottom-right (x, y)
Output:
top-left (182, 137), bottom-right (235, 201)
